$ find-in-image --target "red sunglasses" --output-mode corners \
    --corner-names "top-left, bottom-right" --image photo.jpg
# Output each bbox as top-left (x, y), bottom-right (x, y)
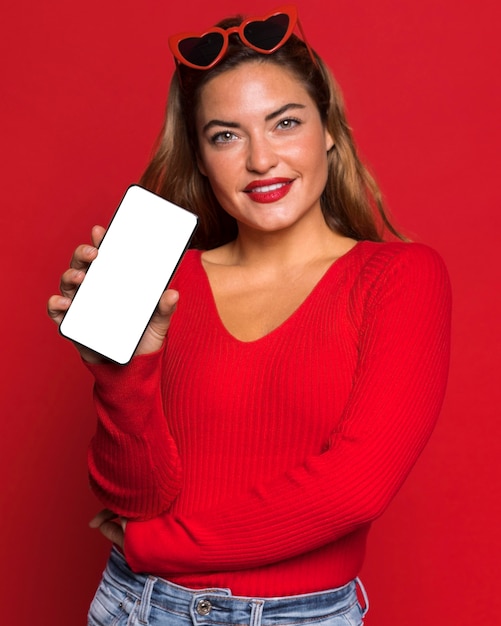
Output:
top-left (168, 5), bottom-right (317, 70)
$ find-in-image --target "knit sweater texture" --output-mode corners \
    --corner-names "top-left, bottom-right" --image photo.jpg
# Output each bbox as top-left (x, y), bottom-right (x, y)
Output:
top-left (86, 240), bottom-right (451, 596)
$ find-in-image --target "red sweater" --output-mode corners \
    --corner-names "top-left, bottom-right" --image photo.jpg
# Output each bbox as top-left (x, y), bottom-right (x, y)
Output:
top-left (86, 240), bottom-right (451, 596)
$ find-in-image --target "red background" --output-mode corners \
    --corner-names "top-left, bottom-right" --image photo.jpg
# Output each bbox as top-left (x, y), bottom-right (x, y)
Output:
top-left (2, 0), bottom-right (500, 624)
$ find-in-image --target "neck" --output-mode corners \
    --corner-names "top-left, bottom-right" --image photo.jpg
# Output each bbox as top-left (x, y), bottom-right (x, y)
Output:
top-left (226, 216), bottom-right (353, 269)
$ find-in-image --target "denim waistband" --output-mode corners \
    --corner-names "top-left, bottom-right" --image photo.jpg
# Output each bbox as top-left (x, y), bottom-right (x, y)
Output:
top-left (104, 547), bottom-right (368, 625)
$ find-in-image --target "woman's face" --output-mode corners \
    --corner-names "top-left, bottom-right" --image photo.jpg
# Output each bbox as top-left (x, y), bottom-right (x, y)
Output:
top-left (195, 61), bottom-right (334, 236)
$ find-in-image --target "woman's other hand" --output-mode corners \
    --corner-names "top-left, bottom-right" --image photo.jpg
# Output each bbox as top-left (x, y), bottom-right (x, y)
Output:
top-left (89, 509), bottom-right (126, 549)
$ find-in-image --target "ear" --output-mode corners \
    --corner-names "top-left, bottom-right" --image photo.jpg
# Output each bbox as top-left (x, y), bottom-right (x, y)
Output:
top-left (324, 128), bottom-right (335, 152)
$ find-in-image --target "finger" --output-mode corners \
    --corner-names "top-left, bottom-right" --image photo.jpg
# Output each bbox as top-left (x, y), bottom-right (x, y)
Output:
top-left (89, 508), bottom-right (117, 529)
top-left (69, 243), bottom-right (98, 271)
top-left (91, 225), bottom-right (106, 248)
top-left (142, 289), bottom-right (179, 338)
top-left (59, 267), bottom-right (86, 299)
top-left (47, 295), bottom-right (72, 324)
top-left (97, 520), bottom-right (125, 548)
top-left (156, 289), bottom-right (180, 317)
top-left (67, 224), bottom-right (104, 272)
top-left (134, 289), bottom-right (179, 356)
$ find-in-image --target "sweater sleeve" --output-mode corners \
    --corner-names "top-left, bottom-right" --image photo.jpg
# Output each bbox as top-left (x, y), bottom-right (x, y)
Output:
top-left (124, 244), bottom-right (452, 572)
top-left (86, 350), bottom-right (182, 519)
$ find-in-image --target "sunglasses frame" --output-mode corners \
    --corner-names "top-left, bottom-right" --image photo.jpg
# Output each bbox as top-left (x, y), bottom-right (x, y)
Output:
top-left (168, 5), bottom-right (317, 70)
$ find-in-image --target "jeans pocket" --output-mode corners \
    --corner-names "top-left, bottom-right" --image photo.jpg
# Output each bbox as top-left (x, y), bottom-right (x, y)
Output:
top-left (340, 600), bottom-right (365, 626)
top-left (87, 578), bottom-right (134, 626)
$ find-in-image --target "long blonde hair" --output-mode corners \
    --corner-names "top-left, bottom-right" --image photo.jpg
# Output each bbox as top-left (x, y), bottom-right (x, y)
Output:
top-left (140, 15), bottom-right (403, 248)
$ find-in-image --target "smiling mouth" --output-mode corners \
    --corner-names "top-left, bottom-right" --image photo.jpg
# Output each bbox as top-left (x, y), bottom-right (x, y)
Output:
top-left (242, 179), bottom-right (294, 204)
top-left (244, 178), bottom-right (293, 193)
top-left (246, 181), bottom-right (290, 193)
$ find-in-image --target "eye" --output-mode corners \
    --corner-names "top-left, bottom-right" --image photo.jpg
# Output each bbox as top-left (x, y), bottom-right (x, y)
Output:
top-left (210, 130), bottom-right (238, 144)
top-left (276, 117), bottom-right (301, 131)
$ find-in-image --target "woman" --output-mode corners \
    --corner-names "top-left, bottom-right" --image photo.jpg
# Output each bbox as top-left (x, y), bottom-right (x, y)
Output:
top-left (48, 6), bottom-right (451, 625)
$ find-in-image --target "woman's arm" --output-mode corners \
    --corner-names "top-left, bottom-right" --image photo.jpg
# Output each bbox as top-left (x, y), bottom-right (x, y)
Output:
top-left (47, 226), bottom-right (183, 518)
top-left (123, 243), bottom-right (452, 573)
top-left (85, 351), bottom-right (183, 519)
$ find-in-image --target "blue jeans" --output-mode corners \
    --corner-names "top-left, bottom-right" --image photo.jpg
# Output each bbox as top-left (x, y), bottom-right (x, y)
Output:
top-left (88, 548), bottom-right (369, 626)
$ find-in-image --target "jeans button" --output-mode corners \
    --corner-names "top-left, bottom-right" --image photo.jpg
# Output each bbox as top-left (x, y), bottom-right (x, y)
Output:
top-left (196, 599), bottom-right (212, 615)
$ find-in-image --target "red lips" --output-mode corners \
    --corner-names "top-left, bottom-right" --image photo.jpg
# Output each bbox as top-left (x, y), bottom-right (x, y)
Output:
top-left (243, 178), bottom-right (294, 203)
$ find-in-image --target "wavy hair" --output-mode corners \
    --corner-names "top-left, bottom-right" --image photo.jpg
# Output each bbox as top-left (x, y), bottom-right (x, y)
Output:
top-left (140, 15), bottom-right (403, 248)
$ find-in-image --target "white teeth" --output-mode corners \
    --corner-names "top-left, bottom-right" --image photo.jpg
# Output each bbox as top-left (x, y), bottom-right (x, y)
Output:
top-left (251, 182), bottom-right (287, 193)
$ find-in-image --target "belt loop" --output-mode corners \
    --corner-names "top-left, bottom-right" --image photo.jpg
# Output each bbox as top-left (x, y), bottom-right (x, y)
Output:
top-left (249, 599), bottom-right (264, 626)
top-left (355, 577), bottom-right (369, 617)
top-left (137, 576), bottom-right (158, 625)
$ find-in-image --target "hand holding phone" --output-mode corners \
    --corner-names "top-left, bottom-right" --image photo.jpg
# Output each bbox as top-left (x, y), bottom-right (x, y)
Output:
top-left (56, 185), bottom-right (198, 364)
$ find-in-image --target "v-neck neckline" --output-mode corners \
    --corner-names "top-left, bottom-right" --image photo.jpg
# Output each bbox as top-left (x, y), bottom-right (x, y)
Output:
top-left (194, 242), bottom-right (362, 345)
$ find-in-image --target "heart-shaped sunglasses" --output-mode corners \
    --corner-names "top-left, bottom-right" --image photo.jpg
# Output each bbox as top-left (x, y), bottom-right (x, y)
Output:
top-left (168, 5), bottom-right (317, 70)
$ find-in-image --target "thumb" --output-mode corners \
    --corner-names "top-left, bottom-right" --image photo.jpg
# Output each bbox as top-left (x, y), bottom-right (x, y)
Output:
top-left (134, 289), bottom-right (179, 356)
top-left (156, 288), bottom-right (180, 320)
top-left (145, 288), bottom-right (179, 336)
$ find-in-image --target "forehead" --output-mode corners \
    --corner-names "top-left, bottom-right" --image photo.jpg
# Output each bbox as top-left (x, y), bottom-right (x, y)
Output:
top-left (195, 61), bottom-right (315, 120)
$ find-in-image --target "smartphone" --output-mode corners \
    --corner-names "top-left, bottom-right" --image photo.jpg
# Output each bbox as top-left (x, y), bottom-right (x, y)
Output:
top-left (59, 184), bottom-right (198, 365)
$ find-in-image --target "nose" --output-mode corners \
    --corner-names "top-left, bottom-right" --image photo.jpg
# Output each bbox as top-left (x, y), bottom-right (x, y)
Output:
top-left (246, 136), bottom-right (278, 173)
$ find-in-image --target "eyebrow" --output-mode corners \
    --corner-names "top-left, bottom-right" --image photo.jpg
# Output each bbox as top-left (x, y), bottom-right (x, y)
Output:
top-left (202, 103), bottom-right (307, 133)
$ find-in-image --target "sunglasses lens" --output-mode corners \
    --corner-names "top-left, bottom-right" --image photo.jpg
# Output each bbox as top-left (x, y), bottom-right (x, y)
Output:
top-left (178, 32), bottom-right (225, 67)
top-left (243, 14), bottom-right (290, 51)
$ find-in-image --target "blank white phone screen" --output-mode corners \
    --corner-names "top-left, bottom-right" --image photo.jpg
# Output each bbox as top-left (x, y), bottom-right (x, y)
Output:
top-left (59, 185), bottom-right (198, 364)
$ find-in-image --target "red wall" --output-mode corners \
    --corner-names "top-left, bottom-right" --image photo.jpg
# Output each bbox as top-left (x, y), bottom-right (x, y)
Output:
top-left (2, 1), bottom-right (499, 624)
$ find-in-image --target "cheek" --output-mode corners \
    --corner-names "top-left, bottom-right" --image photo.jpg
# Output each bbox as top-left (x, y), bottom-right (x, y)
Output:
top-left (201, 160), bottom-right (228, 191)
top-left (298, 140), bottom-right (329, 181)
top-left (199, 148), bottom-right (243, 192)
top-left (198, 158), bottom-right (239, 211)
top-left (197, 150), bottom-right (221, 187)
top-left (287, 129), bottom-right (329, 169)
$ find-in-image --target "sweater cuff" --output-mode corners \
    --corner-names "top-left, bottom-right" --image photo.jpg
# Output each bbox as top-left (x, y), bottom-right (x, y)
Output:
top-left (83, 349), bottom-right (163, 383)
top-left (84, 349), bottom-right (164, 432)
